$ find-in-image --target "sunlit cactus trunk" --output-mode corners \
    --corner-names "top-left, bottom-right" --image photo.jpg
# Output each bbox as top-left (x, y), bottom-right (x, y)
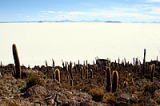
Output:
top-left (55, 68), bottom-right (60, 83)
top-left (12, 44), bottom-right (21, 79)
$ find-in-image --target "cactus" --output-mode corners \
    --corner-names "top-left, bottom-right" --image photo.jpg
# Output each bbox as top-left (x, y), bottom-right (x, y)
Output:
top-left (52, 59), bottom-right (55, 68)
top-left (106, 67), bottom-right (111, 92)
top-left (55, 68), bottom-right (60, 83)
top-left (142, 49), bottom-right (146, 76)
top-left (85, 68), bottom-right (88, 79)
top-left (12, 44), bottom-right (21, 79)
top-left (80, 67), bottom-right (83, 79)
top-left (123, 81), bottom-right (128, 88)
top-left (70, 79), bottom-right (73, 86)
top-left (0, 61), bottom-right (2, 68)
top-left (51, 68), bottom-right (55, 79)
top-left (69, 62), bottom-right (73, 79)
top-left (90, 69), bottom-right (93, 79)
top-left (150, 64), bottom-right (155, 82)
top-left (45, 60), bottom-right (48, 67)
top-left (112, 71), bottom-right (119, 92)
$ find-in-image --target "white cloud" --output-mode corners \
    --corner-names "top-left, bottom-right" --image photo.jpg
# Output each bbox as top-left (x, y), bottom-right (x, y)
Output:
top-left (146, 0), bottom-right (160, 2)
top-left (37, 7), bottom-right (160, 22)
top-left (150, 7), bottom-right (160, 14)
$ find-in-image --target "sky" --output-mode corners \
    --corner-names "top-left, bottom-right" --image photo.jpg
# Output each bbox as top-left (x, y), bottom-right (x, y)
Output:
top-left (0, 0), bottom-right (160, 22)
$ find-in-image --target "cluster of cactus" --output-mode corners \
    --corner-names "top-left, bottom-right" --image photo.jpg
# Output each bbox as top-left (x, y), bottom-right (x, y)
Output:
top-left (105, 67), bottom-right (119, 92)
top-left (12, 44), bottom-right (21, 79)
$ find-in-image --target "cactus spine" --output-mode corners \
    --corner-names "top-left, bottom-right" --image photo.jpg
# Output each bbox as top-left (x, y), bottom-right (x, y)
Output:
top-left (55, 68), bottom-right (60, 83)
top-left (106, 67), bottom-right (111, 92)
top-left (112, 70), bottom-right (119, 92)
top-left (12, 44), bottom-right (21, 79)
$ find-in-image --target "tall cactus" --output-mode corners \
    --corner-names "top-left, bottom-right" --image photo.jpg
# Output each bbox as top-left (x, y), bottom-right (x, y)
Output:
top-left (12, 44), bottom-right (21, 79)
top-left (106, 67), bottom-right (111, 92)
top-left (112, 70), bottom-right (119, 92)
top-left (55, 68), bottom-right (60, 83)
top-left (142, 49), bottom-right (146, 76)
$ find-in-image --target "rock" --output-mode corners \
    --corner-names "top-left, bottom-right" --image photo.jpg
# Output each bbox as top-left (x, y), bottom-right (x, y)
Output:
top-left (118, 93), bottom-right (131, 104)
top-left (154, 89), bottom-right (160, 98)
top-left (26, 85), bottom-right (48, 97)
top-left (130, 94), bottom-right (139, 103)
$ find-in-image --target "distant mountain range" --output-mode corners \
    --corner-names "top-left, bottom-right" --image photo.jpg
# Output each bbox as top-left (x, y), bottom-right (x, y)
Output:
top-left (0, 20), bottom-right (121, 23)
top-left (0, 20), bottom-right (160, 23)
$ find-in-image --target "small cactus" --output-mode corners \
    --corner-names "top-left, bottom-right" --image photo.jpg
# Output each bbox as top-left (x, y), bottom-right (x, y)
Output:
top-left (90, 69), bottom-right (93, 79)
top-left (123, 81), bottom-right (128, 88)
top-left (12, 44), bottom-right (21, 79)
top-left (106, 67), bottom-right (111, 92)
top-left (70, 79), bottom-right (73, 86)
top-left (80, 67), bottom-right (83, 79)
top-left (85, 68), bottom-right (88, 79)
top-left (55, 68), bottom-right (60, 83)
top-left (112, 70), bottom-right (119, 92)
top-left (150, 64), bottom-right (155, 82)
top-left (52, 59), bottom-right (55, 68)
top-left (45, 60), bottom-right (48, 67)
top-left (69, 62), bottom-right (73, 79)
top-left (0, 61), bottom-right (2, 68)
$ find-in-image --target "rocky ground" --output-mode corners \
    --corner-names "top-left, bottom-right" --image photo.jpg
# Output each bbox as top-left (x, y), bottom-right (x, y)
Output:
top-left (0, 63), bottom-right (160, 106)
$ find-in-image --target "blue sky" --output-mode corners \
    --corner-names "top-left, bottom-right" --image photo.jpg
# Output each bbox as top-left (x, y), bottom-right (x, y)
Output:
top-left (0, 0), bottom-right (160, 22)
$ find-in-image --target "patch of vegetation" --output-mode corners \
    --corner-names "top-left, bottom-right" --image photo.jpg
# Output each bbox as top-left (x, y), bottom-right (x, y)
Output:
top-left (103, 95), bottom-right (117, 104)
top-left (131, 102), bottom-right (144, 106)
top-left (26, 75), bottom-right (44, 88)
top-left (88, 89), bottom-right (104, 102)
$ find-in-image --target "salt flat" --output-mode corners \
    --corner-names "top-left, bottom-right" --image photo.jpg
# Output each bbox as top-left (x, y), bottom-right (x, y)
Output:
top-left (0, 23), bottom-right (160, 66)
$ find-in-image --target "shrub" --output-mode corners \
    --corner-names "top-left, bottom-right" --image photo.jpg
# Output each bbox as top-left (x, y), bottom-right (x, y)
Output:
top-left (104, 95), bottom-right (117, 104)
top-left (27, 75), bottom-right (44, 88)
top-left (88, 89), bottom-right (104, 102)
